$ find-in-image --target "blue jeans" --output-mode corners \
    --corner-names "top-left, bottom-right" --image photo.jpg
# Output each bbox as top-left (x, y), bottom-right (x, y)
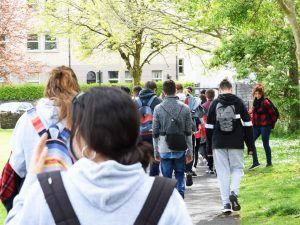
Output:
top-left (160, 155), bottom-right (185, 198)
top-left (252, 126), bottom-right (272, 165)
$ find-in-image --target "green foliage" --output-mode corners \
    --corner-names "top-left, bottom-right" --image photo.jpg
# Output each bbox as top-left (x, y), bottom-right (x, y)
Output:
top-left (0, 84), bottom-right (44, 101)
top-left (0, 82), bottom-right (194, 101)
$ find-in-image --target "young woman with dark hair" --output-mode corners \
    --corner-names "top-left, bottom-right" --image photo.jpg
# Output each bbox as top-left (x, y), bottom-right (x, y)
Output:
top-left (6, 87), bottom-right (192, 225)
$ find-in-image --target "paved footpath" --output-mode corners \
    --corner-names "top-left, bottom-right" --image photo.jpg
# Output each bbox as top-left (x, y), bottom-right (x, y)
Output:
top-left (184, 165), bottom-right (240, 225)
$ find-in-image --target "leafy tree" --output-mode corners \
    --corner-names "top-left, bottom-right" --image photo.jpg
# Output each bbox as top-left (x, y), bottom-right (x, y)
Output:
top-left (39, 0), bottom-right (216, 85)
top-left (176, 0), bottom-right (300, 129)
top-left (0, 0), bottom-right (41, 82)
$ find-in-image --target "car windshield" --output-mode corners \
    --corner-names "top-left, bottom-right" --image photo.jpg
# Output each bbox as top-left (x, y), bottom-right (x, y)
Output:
top-left (0, 102), bottom-right (33, 112)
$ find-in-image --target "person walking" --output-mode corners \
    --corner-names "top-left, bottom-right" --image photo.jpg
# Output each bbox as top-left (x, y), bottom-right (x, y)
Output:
top-left (152, 80), bottom-right (193, 198)
top-left (2, 66), bottom-right (79, 211)
top-left (205, 79), bottom-right (256, 214)
top-left (184, 86), bottom-right (204, 177)
top-left (134, 81), bottom-right (162, 176)
top-left (176, 83), bottom-right (186, 102)
top-left (202, 89), bottom-right (216, 174)
top-left (248, 84), bottom-right (278, 170)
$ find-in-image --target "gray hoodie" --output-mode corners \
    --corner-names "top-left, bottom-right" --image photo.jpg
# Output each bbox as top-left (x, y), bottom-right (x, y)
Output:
top-left (152, 96), bottom-right (193, 158)
top-left (5, 159), bottom-right (193, 225)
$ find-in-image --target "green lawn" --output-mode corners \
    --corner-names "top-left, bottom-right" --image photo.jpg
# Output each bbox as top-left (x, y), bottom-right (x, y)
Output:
top-left (241, 138), bottom-right (300, 225)
top-left (0, 129), bottom-right (13, 223)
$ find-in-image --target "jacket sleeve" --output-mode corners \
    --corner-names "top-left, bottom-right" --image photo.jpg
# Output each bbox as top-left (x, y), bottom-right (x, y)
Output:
top-left (152, 107), bottom-right (160, 158)
top-left (184, 107), bottom-right (193, 156)
top-left (205, 101), bottom-right (216, 155)
top-left (264, 99), bottom-right (277, 125)
top-left (240, 100), bottom-right (255, 151)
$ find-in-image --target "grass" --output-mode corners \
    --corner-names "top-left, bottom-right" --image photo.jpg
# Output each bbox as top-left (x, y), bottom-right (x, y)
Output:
top-left (0, 129), bottom-right (13, 223)
top-left (240, 138), bottom-right (300, 225)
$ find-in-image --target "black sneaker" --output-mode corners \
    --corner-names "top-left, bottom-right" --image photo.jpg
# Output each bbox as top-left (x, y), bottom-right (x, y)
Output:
top-left (192, 171), bottom-right (198, 177)
top-left (222, 203), bottom-right (232, 214)
top-left (248, 163), bottom-right (260, 171)
top-left (229, 191), bottom-right (241, 211)
top-left (186, 173), bottom-right (193, 186)
top-left (266, 163), bottom-right (273, 167)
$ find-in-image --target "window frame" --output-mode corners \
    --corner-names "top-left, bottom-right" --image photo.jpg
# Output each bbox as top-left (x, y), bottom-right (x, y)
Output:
top-left (108, 71), bottom-right (119, 83)
top-left (178, 58), bottom-right (184, 75)
top-left (152, 70), bottom-right (163, 82)
top-left (27, 34), bottom-right (39, 51)
top-left (44, 34), bottom-right (58, 51)
top-left (125, 71), bottom-right (133, 83)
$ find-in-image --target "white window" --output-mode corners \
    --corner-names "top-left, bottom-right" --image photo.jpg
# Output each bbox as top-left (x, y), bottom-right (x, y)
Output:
top-left (125, 71), bottom-right (133, 83)
top-left (26, 73), bottom-right (40, 84)
top-left (108, 71), bottom-right (119, 83)
top-left (27, 34), bottom-right (39, 50)
top-left (45, 34), bottom-right (57, 50)
top-left (152, 70), bottom-right (162, 82)
top-left (178, 58), bottom-right (184, 74)
top-left (87, 71), bottom-right (96, 84)
top-left (0, 34), bottom-right (7, 48)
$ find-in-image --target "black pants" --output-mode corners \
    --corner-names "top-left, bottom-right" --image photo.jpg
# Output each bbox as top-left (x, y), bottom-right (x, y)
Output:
top-left (202, 142), bottom-right (214, 170)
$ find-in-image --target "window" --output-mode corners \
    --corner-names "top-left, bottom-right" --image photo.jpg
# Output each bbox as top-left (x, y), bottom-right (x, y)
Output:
top-left (27, 34), bottom-right (39, 50)
top-left (178, 58), bottom-right (184, 74)
top-left (0, 34), bottom-right (7, 48)
top-left (152, 70), bottom-right (162, 82)
top-left (86, 71), bottom-right (96, 84)
top-left (125, 71), bottom-right (133, 83)
top-left (45, 34), bottom-right (57, 50)
top-left (26, 73), bottom-right (40, 84)
top-left (108, 71), bottom-right (119, 83)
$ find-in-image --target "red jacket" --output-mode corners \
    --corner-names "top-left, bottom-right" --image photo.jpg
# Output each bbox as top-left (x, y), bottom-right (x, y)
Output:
top-left (249, 99), bottom-right (277, 127)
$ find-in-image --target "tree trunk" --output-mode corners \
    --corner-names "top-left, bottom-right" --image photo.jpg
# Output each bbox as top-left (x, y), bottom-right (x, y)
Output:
top-left (278, 0), bottom-right (300, 74)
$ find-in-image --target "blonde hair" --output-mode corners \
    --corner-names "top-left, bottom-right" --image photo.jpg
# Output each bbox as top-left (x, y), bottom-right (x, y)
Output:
top-left (44, 66), bottom-right (80, 124)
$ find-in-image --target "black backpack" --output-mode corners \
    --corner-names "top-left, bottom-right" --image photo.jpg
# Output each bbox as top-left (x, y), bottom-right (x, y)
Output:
top-left (161, 105), bottom-right (188, 151)
top-left (37, 171), bottom-right (176, 225)
top-left (263, 98), bottom-right (280, 119)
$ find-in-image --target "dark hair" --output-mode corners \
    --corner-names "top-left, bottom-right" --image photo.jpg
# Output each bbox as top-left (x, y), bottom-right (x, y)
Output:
top-left (219, 79), bottom-right (232, 90)
top-left (200, 94), bottom-right (207, 104)
top-left (186, 86), bottom-right (193, 93)
top-left (205, 89), bottom-right (215, 100)
top-left (120, 86), bottom-right (130, 95)
top-left (252, 84), bottom-right (264, 98)
top-left (144, 81), bottom-right (157, 91)
top-left (176, 83), bottom-right (183, 91)
top-left (163, 80), bottom-right (176, 96)
top-left (133, 86), bottom-right (142, 96)
top-left (71, 87), bottom-right (152, 169)
top-left (200, 89), bottom-right (206, 95)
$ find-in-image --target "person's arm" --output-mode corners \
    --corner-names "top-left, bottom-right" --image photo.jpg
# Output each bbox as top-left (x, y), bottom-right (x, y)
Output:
top-left (152, 107), bottom-right (161, 159)
top-left (205, 101), bottom-right (216, 156)
top-left (264, 99), bottom-right (277, 125)
top-left (184, 107), bottom-right (193, 157)
top-left (9, 114), bottom-right (28, 178)
top-left (240, 100), bottom-right (256, 154)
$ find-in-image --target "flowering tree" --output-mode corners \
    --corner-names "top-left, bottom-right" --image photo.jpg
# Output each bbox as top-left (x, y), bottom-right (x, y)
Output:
top-left (0, 0), bottom-right (41, 82)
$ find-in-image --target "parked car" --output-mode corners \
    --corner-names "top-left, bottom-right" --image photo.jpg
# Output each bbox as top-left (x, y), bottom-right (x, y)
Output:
top-left (0, 102), bottom-right (33, 113)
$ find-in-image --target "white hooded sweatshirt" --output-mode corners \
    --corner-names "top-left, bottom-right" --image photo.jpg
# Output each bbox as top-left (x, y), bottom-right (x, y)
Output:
top-left (5, 159), bottom-right (193, 225)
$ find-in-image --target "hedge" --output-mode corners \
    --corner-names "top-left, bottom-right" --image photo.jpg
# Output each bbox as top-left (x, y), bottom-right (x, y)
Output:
top-left (0, 82), bottom-right (194, 101)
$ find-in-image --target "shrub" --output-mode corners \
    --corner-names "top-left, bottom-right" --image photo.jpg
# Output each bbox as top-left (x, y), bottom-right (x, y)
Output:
top-left (0, 81), bottom-right (194, 101)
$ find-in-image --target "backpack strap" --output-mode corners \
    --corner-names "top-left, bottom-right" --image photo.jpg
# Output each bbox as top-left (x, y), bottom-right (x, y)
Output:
top-left (27, 108), bottom-right (47, 137)
top-left (161, 105), bottom-right (184, 121)
top-left (134, 176), bottom-right (176, 225)
top-left (136, 95), bottom-right (156, 108)
top-left (146, 95), bottom-right (156, 107)
top-left (37, 171), bottom-right (81, 225)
